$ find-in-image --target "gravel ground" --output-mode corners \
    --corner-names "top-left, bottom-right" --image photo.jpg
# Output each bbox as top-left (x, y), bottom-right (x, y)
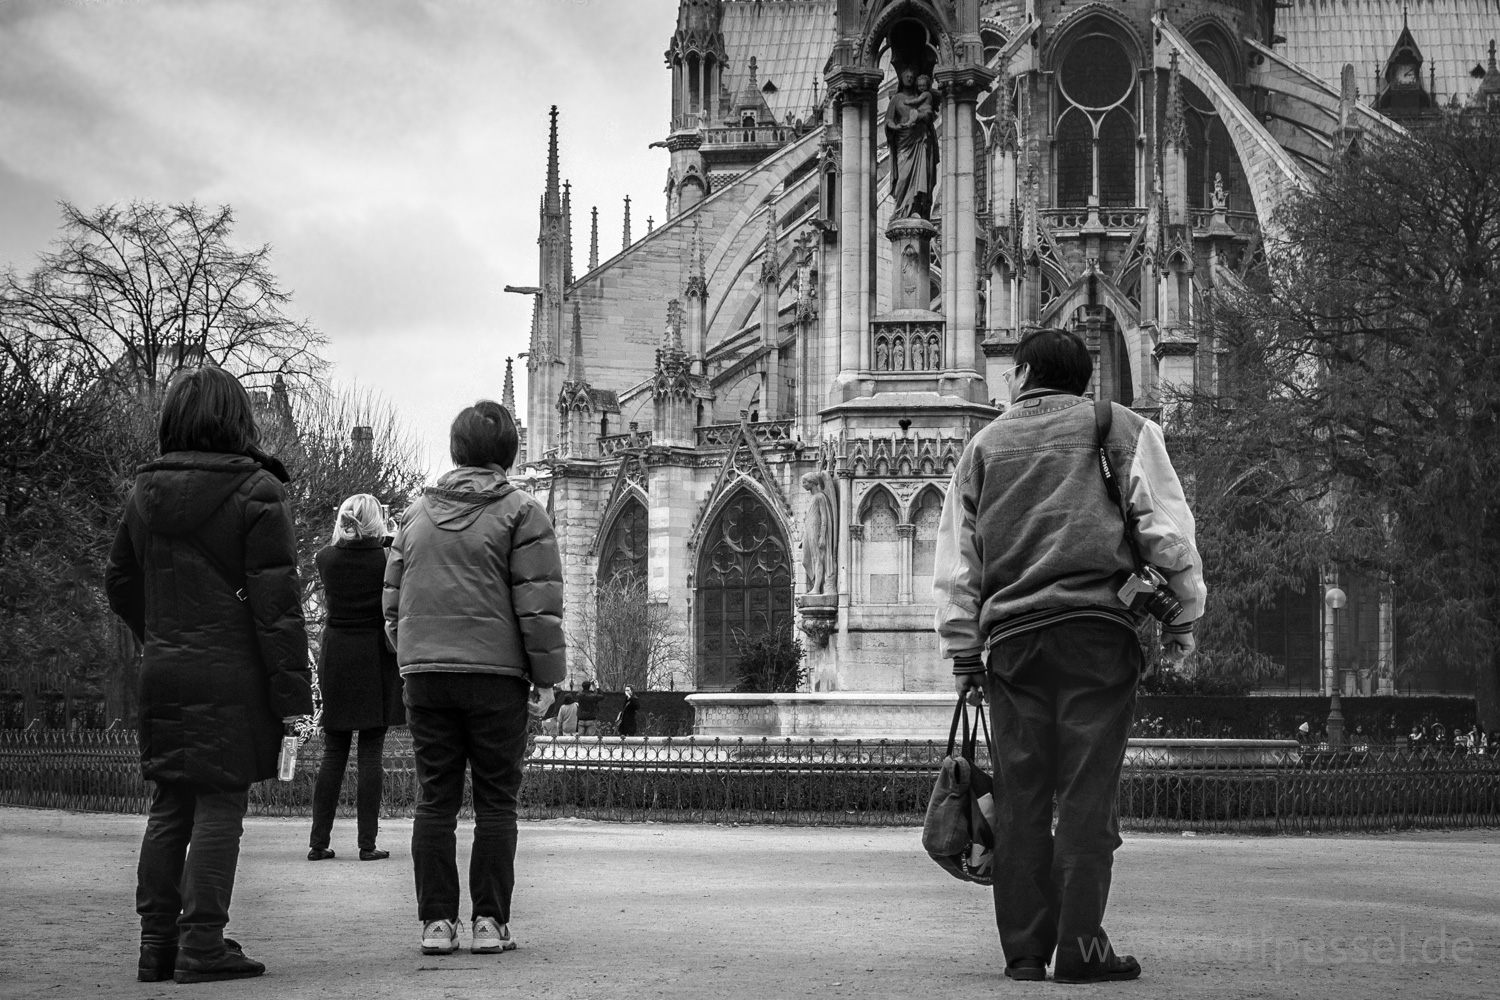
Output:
top-left (0, 809), bottom-right (1496, 999)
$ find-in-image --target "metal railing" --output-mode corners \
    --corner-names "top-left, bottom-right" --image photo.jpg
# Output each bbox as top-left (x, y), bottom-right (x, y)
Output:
top-left (3, 730), bottom-right (1497, 831)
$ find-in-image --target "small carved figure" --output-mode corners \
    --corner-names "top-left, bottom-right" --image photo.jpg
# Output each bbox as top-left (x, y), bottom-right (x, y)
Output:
top-left (911, 335), bottom-right (926, 370)
top-left (875, 339), bottom-right (889, 370)
top-left (801, 472), bottom-right (837, 594)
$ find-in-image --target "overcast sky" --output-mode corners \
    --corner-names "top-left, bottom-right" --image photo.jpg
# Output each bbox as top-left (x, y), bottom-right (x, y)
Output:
top-left (0, 0), bottom-right (679, 477)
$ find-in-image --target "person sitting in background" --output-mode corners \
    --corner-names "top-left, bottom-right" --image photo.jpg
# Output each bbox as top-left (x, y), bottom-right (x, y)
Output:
top-left (576, 680), bottom-right (603, 737)
top-left (556, 692), bottom-right (579, 736)
top-left (105, 366), bottom-right (312, 984)
top-left (307, 493), bottom-right (405, 863)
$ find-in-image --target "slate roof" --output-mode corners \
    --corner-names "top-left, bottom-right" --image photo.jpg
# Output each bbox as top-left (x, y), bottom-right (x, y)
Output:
top-left (1278, 0), bottom-right (1500, 107)
top-left (719, 0), bottom-right (838, 126)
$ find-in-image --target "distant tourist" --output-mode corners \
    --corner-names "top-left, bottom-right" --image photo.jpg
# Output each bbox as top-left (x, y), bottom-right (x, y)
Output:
top-left (105, 366), bottom-right (312, 983)
top-left (617, 685), bottom-right (641, 737)
top-left (383, 400), bottom-right (565, 956)
top-left (576, 679), bottom-right (604, 736)
top-left (556, 692), bottom-right (580, 735)
top-left (933, 328), bottom-right (1205, 984)
top-left (307, 494), bottom-right (404, 863)
top-left (1296, 722), bottom-right (1313, 746)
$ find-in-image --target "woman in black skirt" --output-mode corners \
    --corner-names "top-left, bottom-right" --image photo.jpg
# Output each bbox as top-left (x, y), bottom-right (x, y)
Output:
top-left (308, 494), bottom-right (404, 861)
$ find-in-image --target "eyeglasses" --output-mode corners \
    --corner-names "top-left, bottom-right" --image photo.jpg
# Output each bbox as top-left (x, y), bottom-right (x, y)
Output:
top-left (1000, 363), bottom-right (1028, 386)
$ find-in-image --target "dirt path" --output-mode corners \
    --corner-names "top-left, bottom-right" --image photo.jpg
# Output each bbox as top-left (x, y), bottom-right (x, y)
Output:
top-left (1, 810), bottom-right (1495, 999)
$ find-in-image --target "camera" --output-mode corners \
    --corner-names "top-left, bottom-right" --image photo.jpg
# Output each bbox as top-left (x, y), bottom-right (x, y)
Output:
top-left (1118, 565), bottom-right (1184, 625)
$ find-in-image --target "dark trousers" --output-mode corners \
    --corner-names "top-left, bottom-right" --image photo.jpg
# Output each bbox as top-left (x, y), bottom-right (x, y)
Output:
top-left (137, 780), bottom-right (249, 958)
top-left (310, 726), bottom-right (389, 852)
top-left (405, 672), bottom-right (530, 924)
top-left (986, 619), bottom-right (1141, 971)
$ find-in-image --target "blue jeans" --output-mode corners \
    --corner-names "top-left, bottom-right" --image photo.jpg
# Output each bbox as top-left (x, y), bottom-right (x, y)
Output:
top-left (137, 780), bottom-right (249, 958)
top-left (404, 673), bottom-right (530, 924)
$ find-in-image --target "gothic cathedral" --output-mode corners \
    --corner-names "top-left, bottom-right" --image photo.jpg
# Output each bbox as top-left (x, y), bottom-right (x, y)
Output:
top-left (514, 0), bottom-right (1500, 696)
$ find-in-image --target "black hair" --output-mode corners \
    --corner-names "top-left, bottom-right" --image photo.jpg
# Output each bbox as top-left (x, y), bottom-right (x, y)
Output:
top-left (157, 366), bottom-right (259, 456)
top-left (450, 399), bottom-right (518, 470)
top-left (1014, 327), bottom-right (1092, 396)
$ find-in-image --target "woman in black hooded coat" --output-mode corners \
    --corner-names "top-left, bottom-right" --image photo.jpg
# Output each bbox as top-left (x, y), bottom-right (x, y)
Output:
top-left (106, 367), bottom-right (312, 984)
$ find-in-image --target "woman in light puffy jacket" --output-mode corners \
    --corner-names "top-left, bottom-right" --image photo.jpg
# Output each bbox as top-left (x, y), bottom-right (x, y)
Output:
top-left (383, 400), bottom-right (565, 957)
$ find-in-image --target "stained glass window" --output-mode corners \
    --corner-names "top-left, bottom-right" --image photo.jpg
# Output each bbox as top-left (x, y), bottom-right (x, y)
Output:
top-left (696, 490), bottom-right (792, 689)
top-left (599, 497), bottom-right (648, 585)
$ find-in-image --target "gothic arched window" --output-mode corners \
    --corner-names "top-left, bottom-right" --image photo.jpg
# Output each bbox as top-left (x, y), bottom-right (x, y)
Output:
top-left (599, 497), bottom-right (648, 586)
top-left (1183, 35), bottom-right (1247, 211)
top-left (1053, 30), bottom-right (1138, 207)
top-left (911, 488), bottom-right (943, 602)
top-left (860, 489), bottom-right (900, 604)
top-left (696, 489), bottom-right (792, 688)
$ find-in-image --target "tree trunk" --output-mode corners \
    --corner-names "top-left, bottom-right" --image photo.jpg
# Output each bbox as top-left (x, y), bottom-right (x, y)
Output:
top-left (1478, 647), bottom-right (1500, 734)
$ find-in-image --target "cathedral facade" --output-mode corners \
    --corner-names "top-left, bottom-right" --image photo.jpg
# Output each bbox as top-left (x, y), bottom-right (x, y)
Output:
top-left (514, 0), bottom-right (1500, 696)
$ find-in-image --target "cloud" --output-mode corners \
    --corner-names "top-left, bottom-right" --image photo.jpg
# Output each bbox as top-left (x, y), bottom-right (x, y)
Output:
top-left (0, 0), bottom-right (679, 477)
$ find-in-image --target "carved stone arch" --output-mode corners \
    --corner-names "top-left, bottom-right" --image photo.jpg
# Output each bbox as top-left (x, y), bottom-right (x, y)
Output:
top-left (1042, 4), bottom-right (1147, 70)
top-left (1179, 14), bottom-right (1244, 86)
top-left (985, 240), bottom-right (1015, 275)
top-left (595, 491), bottom-right (649, 585)
top-left (717, 368), bottom-right (761, 416)
top-left (858, 481), bottom-right (901, 523)
top-left (1039, 271), bottom-right (1141, 330)
top-left (1165, 243), bottom-right (1194, 271)
top-left (861, 1), bottom-right (956, 70)
top-left (903, 481), bottom-right (945, 524)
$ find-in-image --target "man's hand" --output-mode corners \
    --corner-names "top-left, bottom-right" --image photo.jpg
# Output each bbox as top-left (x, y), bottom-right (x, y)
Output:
top-left (1161, 631), bottom-right (1197, 678)
top-left (954, 668), bottom-right (985, 705)
top-left (530, 685), bottom-right (556, 720)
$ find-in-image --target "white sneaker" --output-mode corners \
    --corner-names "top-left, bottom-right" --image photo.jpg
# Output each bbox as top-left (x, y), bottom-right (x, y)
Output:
top-left (420, 919), bottom-right (460, 955)
top-left (471, 917), bottom-right (516, 954)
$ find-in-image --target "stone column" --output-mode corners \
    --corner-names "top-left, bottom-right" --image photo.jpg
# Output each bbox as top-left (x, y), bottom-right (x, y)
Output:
top-left (940, 91), bottom-right (961, 366)
top-left (835, 83), bottom-right (866, 385)
top-left (837, 467), bottom-right (855, 615)
top-left (953, 91), bottom-right (979, 374)
top-left (847, 523), bottom-right (864, 606)
top-left (897, 523), bottom-right (916, 604)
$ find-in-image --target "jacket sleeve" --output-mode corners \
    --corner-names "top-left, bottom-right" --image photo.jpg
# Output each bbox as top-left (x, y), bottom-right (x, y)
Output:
top-left (509, 496), bottom-right (567, 687)
top-left (104, 512), bottom-right (145, 644)
top-left (382, 523), bottom-right (405, 654)
top-left (932, 452), bottom-right (986, 669)
top-left (242, 476), bottom-right (314, 718)
top-left (1124, 418), bottom-right (1208, 625)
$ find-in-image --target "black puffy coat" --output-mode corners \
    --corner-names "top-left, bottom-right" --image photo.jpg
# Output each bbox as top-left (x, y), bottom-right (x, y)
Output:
top-left (314, 542), bottom-right (403, 731)
top-left (106, 451), bottom-right (313, 789)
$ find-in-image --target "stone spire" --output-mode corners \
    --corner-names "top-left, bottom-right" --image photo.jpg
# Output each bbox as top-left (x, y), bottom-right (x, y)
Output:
top-left (647, 216), bottom-right (655, 234)
top-left (622, 195), bottom-right (632, 249)
top-left (502, 356), bottom-right (517, 415)
top-left (663, 298), bottom-right (685, 353)
top-left (568, 301), bottom-right (586, 381)
top-left (589, 206), bottom-right (599, 270)
top-left (544, 105), bottom-right (561, 215)
top-left (1164, 52), bottom-right (1186, 149)
top-left (759, 204), bottom-right (779, 286)
top-left (563, 180), bottom-right (574, 286)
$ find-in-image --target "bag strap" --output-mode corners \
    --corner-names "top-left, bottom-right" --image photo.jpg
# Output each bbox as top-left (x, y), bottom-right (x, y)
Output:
top-left (947, 696), bottom-right (965, 758)
top-left (1093, 396), bottom-right (1147, 572)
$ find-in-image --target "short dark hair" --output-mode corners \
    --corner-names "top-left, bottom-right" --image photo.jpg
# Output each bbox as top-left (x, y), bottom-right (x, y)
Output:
top-left (450, 399), bottom-right (518, 470)
top-left (157, 366), bottom-right (259, 455)
top-left (1014, 327), bottom-right (1092, 395)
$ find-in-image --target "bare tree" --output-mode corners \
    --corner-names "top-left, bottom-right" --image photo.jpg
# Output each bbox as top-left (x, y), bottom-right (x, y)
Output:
top-left (566, 575), bottom-right (691, 691)
top-left (0, 201), bottom-right (327, 392)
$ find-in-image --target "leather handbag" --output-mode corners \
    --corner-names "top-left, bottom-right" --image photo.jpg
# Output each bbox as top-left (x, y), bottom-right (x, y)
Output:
top-left (921, 693), bottom-right (999, 885)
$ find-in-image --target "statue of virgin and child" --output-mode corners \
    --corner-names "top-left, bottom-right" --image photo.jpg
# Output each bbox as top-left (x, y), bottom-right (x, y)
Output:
top-left (886, 66), bottom-right (940, 221)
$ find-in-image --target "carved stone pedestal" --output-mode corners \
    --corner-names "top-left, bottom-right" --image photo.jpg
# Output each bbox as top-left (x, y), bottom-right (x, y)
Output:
top-left (886, 217), bottom-right (936, 312)
top-left (796, 594), bottom-right (838, 649)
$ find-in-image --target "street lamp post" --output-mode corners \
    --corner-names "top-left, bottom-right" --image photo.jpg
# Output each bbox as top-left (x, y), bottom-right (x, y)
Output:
top-left (1325, 586), bottom-right (1347, 749)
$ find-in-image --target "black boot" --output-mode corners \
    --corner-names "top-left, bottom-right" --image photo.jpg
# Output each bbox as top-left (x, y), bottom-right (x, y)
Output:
top-left (1054, 954), bottom-right (1141, 984)
top-left (174, 946), bottom-right (267, 984)
top-left (137, 943), bottom-right (177, 982)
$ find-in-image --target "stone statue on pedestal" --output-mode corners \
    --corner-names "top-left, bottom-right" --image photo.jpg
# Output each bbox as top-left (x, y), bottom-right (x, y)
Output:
top-left (800, 472), bottom-right (837, 594)
top-left (886, 68), bottom-right (939, 221)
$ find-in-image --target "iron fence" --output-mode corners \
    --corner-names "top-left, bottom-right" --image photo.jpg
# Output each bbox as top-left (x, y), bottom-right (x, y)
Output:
top-left (2, 729), bottom-right (1498, 832)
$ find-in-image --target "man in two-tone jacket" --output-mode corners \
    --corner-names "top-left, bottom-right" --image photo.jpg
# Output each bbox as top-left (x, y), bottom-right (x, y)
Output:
top-left (934, 328), bottom-right (1206, 985)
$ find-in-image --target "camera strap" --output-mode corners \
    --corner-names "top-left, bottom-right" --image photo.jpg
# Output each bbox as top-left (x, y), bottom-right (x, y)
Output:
top-left (1093, 396), bottom-right (1148, 572)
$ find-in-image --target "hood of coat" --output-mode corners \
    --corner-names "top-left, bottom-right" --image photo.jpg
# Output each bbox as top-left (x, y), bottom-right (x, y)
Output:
top-left (420, 466), bottom-right (517, 531)
top-left (131, 451), bottom-right (263, 535)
